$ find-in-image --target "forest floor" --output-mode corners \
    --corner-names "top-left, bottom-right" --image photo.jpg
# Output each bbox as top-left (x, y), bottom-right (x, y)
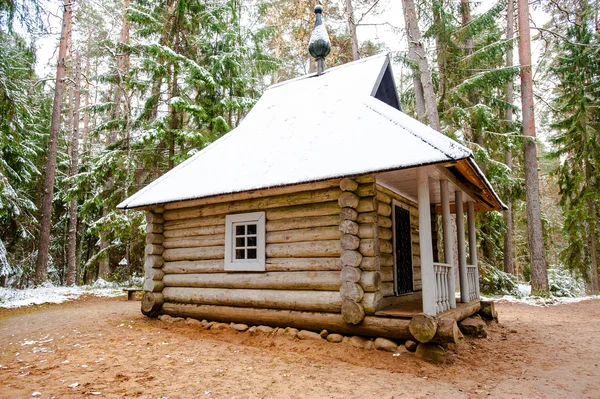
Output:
top-left (0, 296), bottom-right (598, 399)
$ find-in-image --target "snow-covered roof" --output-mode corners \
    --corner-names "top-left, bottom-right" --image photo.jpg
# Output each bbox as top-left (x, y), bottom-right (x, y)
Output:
top-left (118, 54), bottom-right (491, 210)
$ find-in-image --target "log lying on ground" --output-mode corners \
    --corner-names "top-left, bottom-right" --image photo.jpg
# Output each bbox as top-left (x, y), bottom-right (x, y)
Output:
top-left (267, 202), bottom-right (341, 220)
top-left (266, 215), bottom-right (341, 232)
top-left (479, 300), bottom-right (498, 320)
top-left (163, 188), bottom-right (342, 220)
top-left (161, 303), bottom-right (414, 340)
top-left (141, 292), bottom-right (164, 316)
top-left (162, 259), bottom-right (224, 274)
top-left (430, 319), bottom-right (464, 344)
top-left (441, 300), bottom-right (482, 322)
top-left (266, 226), bottom-right (341, 244)
top-left (265, 257), bottom-right (342, 271)
top-left (409, 313), bottom-right (438, 343)
top-left (162, 287), bottom-right (342, 312)
top-left (266, 240), bottom-right (342, 258)
top-left (163, 271), bottom-right (341, 291)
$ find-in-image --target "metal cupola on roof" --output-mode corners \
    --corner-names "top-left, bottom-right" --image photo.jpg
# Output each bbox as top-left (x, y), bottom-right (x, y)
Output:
top-left (308, 3), bottom-right (331, 75)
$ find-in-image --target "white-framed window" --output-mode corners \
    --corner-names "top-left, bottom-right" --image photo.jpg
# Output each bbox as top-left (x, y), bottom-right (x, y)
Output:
top-left (224, 212), bottom-right (266, 271)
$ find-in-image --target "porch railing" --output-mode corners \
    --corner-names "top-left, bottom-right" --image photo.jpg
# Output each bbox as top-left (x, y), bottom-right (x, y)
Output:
top-left (433, 262), bottom-right (452, 313)
top-left (466, 265), bottom-right (479, 302)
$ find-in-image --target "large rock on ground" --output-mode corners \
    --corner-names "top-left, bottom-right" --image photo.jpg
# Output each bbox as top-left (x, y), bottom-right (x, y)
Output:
top-left (326, 334), bottom-right (343, 343)
top-left (185, 318), bottom-right (202, 327)
top-left (374, 338), bottom-right (398, 352)
top-left (404, 340), bottom-right (418, 352)
top-left (349, 335), bottom-right (370, 349)
top-left (256, 325), bottom-right (275, 334)
top-left (233, 323), bottom-right (249, 332)
top-left (298, 330), bottom-right (322, 340)
top-left (459, 317), bottom-right (488, 338)
top-left (415, 343), bottom-right (446, 363)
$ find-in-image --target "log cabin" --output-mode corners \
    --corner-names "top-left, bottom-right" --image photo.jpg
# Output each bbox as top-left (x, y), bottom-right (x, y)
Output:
top-left (118, 6), bottom-right (504, 343)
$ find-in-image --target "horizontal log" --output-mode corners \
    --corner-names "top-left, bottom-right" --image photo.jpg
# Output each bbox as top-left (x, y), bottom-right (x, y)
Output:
top-left (340, 207), bottom-right (358, 221)
top-left (161, 303), bottom-right (414, 339)
top-left (146, 223), bottom-right (164, 234)
top-left (340, 234), bottom-right (360, 250)
top-left (267, 201), bottom-right (340, 221)
top-left (145, 267), bottom-right (164, 281)
top-left (341, 300), bottom-right (365, 325)
top-left (355, 184), bottom-right (375, 197)
top-left (380, 254), bottom-right (393, 267)
top-left (338, 220), bottom-right (359, 235)
top-left (163, 235), bottom-right (225, 249)
top-left (163, 260), bottom-right (224, 274)
top-left (376, 191), bottom-right (392, 204)
top-left (362, 291), bottom-right (383, 314)
top-left (163, 271), bottom-right (341, 291)
top-left (266, 215), bottom-right (340, 232)
top-left (266, 226), bottom-right (341, 244)
top-left (379, 228), bottom-right (393, 241)
top-left (356, 197), bottom-right (378, 213)
top-left (356, 212), bottom-right (391, 228)
top-left (265, 257), bottom-right (342, 271)
top-left (146, 212), bottom-right (165, 224)
top-left (340, 250), bottom-right (362, 267)
top-left (376, 184), bottom-right (417, 208)
top-left (357, 225), bottom-right (393, 240)
top-left (164, 188), bottom-right (342, 221)
top-left (381, 282), bottom-right (395, 297)
top-left (163, 224), bottom-right (226, 239)
top-left (439, 300), bottom-right (482, 322)
top-left (164, 179), bottom-right (342, 210)
top-left (354, 174), bottom-right (375, 183)
top-left (162, 287), bottom-right (342, 312)
top-left (380, 266), bottom-right (393, 282)
top-left (359, 256), bottom-right (379, 271)
top-left (380, 240), bottom-right (393, 254)
top-left (143, 279), bottom-right (164, 293)
top-left (378, 202), bottom-right (392, 217)
top-left (340, 266), bottom-right (361, 283)
top-left (360, 271), bottom-right (382, 292)
top-left (409, 313), bottom-right (437, 343)
top-left (339, 178), bottom-right (358, 192)
top-left (431, 319), bottom-right (463, 344)
top-left (266, 240), bottom-right (342, 258)
top-left (145, 244), bottom-right (164, 256)
top-left (338, 192), bottom-right (360, 208)
top-left (145, 255), bottom-right (164, 269)
top-left (340, 282), bottom-right (364, 302)
top-left (163, 246), bottom-right (224, 261)
top-left (359, 239), bottom-right (380, 257)
top-left (164, 215), bottom-right (226, 230)
top-left (146, 233), bottom-right (165, 245)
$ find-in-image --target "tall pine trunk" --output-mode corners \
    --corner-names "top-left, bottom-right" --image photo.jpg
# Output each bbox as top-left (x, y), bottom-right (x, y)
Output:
top-left (503, 0), bottom-right (515, 275)
top-left (66, 56), bottom-right (81, 286)
top-left (517, 0), bottom-right (548, 294)
top-left (35, 0), bottom-right (72, 284)
top-left (345, 0), bottom-right (359, 61)
top-left (401, 0), bottom-right (440, 131)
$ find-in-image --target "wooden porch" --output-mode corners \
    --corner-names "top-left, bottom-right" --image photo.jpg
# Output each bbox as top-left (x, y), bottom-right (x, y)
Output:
top-left (376, 299), bottom-right (482, 321)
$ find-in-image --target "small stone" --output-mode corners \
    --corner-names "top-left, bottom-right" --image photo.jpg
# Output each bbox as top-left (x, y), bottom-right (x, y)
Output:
top-left (201, 320), bottom-right (209, 328)
top-left (349, 335), bottom-right (369, 348)
top-left (326, 333), bottom-right (343, 343)
top-left (256, 325), bottom-right (274, 334)
top-left (248, 326), bottom-right (257, 335)
top-left (205, 321), bottom-right (216, 330)
top-left (297, 330), bottom-right (322, 340)
top-left (233, 324), bottom-right (249, 332)
top-left (405, 340), bottom-right (418, 352)
top-left (171, 317), bottom-right (185, 323)
top-left (342, 336), bottom-right (350, 344)
top-left (415, 343), bottom-right (446, 363)
top-left (364, 340), bottom-right (375, 350)
top-left (284, 327), bottom-right (298, 339)
top-left (211, 322), bottom-right (229, 330)
top-left (459, 318), bottom-right (488, 338)
top-left (185, 318), bottom-right (202, 326)
top-left (374, 337), bottom-right (398, 352)
top-left (158, 314), bottom-right (173, 323)
top-left (395, 345), bottom-right (409, 354)
top-left (276, 328), bottom-right (286, 336)
top-left (319, 329), bottom-right (329, 338)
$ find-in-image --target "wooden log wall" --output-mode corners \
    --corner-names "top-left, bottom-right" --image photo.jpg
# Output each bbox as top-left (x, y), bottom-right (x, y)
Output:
top-left (159, 179), bottom-right (346, 314)
top-left (375, 184), bottom-right (423, 309)
top-left (142, 206), bottom-right (166, 316)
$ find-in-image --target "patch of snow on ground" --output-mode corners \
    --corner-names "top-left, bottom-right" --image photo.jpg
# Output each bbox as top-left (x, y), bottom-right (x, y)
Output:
top-left (483, 283), bottom-right (599, 307)
top-left (0, 282), bottom-right (124, 309)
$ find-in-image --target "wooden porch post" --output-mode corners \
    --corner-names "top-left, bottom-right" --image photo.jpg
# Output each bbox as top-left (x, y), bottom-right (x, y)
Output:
top-left (455, 191), bottom-right (469, 302)
top-left (467, 200), bottom-right (480, 298)
top-left (440, 180), bottom-right (456, 308)
top-left (417, 168), bottom-right (436, 315)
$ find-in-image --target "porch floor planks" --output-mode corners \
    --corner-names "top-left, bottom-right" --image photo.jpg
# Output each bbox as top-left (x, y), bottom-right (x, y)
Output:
top-left (375, 300), bottom-right (481, 320)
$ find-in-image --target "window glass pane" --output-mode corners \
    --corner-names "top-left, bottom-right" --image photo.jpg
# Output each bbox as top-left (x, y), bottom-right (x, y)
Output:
top-left (235, 249), bottom-right (245, 259)
top-left (235, 225), bottom-right (245, 235)
top-left (247, 224), bottom-right (257, 235)
top-left (236, 237), bottom-right (245, 247)
top-left (247, 236), bottom-right (257, 247)
top-left (247, 248), bottom-right (257, 259)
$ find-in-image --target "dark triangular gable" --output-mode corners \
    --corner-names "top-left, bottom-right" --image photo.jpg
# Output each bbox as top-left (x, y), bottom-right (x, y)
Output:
top-left (373, 61), bottom-right (401, 111)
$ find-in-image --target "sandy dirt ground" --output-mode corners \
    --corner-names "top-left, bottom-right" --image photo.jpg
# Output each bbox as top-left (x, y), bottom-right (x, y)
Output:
top-left (0, 296), bottom-right (598, 399)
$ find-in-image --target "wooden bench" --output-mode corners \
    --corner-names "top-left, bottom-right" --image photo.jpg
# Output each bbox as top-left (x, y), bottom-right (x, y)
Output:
top-left (123, 288), bottom-right (142, 301)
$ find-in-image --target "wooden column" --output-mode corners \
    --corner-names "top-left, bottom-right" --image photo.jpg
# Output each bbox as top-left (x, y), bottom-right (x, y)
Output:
top-left (417, 168), bottom-right (436, 315)
top-left (455, 191), bottom-right (468, 303)
top-left (440, 180), bottom-right (456, 309)
top-left (467, 200), bottom-right (480, 298)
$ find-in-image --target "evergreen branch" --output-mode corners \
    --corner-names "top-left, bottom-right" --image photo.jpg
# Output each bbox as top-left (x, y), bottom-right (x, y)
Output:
top-left (531, 27), bottom-right (600, 48)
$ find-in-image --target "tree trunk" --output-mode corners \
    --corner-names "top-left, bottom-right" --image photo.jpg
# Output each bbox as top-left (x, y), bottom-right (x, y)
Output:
top-left (517, 0), bottom-right (548, 294)
top-left (82, 28), bottom-right (91, 151)
top-left (66, 56), bottom-right (81, 286)
top-left (35, 0), bottom-right (72, 285)
top-left (503, 0), bottom-right (515, 275)
top-left (585, 162), bottom-right (599, 294)
top-left (345, 0), bottom-right (359, 60)
top-left (402, 0), bottom-right (440, 131)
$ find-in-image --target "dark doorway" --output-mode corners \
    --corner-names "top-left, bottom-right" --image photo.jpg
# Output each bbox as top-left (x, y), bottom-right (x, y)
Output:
top-left (393, 203), bottom-right (413, 295)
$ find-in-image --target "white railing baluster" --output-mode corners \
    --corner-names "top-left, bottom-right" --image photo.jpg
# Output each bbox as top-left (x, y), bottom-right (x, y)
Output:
top-left (433, 262), bottom-right (453, 314)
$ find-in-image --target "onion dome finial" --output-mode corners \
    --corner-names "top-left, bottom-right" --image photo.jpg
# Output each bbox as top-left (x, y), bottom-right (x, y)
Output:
top-left (308, 3), bottom-right (331, 75)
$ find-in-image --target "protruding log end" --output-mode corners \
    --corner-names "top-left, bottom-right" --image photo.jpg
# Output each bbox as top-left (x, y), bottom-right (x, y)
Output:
top-left (409, 313), bottom-right (438, 343)
top-left (141, 292), bottom-right (164, 317)
top-left (341, 299), bottom-right (365, 325)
